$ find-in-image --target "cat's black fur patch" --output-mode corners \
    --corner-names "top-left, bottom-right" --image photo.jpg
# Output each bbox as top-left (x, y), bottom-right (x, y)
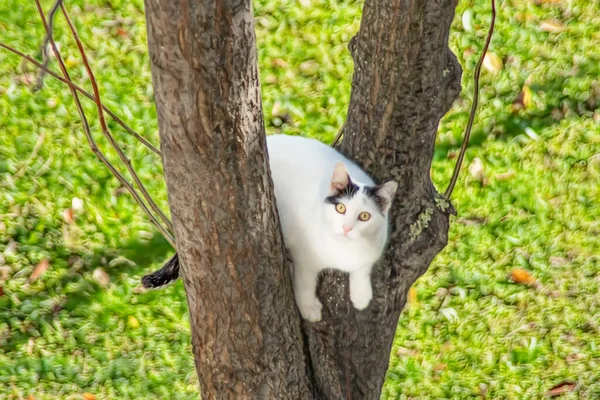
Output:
top-left (142, 254), bottom-right (180, 288)
top-left (325, 176), bottom-right (359, 204)
top-left (364, 185), bottom-right (387, 213)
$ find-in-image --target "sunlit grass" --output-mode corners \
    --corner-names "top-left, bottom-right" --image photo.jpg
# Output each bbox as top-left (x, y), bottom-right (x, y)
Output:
top-left (0, 0), bottom-right (598, 398)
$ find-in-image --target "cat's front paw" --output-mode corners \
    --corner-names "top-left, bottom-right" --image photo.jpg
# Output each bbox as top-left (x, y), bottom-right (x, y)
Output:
top-left (298, 297), bottom-right (323, 322)
top-left (350, 286), bottom-right (372, 310)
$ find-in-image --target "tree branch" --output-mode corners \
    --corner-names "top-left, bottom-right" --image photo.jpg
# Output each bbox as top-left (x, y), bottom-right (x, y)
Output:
top-left (33, 0), bottom-right (175, 247)
top-left (0, 43), bottom-right (161, 157)
top-left (58, 2), bottom-right (173, 233)
top-left (33, 0), bottom-right (62, 92)
top-left (444, 0), bottom-right (496, 199)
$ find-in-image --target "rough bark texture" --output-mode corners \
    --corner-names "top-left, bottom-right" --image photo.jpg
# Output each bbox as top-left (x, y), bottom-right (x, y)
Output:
top-left (145, 0), bottom-right (462, 397)
top-left (304, 0), bottom-right (462, 397)
top-left (144, 0), bottom-right (311, 398)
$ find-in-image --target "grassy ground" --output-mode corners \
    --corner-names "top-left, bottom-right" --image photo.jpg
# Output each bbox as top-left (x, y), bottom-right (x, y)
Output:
top-left (0, 0), bottom-right (598, 398)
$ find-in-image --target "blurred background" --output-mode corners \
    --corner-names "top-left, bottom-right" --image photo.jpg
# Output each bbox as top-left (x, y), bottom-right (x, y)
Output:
top-left (0, 0), bottom-right (598, 398)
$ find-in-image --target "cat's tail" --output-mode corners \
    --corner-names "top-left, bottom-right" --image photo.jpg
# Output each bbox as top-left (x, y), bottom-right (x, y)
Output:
top-left (141, 254), bottom-right (180, 288)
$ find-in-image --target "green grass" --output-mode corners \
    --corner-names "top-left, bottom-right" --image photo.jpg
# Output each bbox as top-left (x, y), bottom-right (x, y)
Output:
top-left (0, 0), bottom-right (599, 398)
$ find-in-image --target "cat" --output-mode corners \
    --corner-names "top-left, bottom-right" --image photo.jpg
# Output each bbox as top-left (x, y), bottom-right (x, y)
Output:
top-left (142, 134), bottom-right (397, 322)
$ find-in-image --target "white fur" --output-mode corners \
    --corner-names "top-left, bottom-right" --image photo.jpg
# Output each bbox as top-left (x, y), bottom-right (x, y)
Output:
top-left (267, 134), bottom-right (397, 322)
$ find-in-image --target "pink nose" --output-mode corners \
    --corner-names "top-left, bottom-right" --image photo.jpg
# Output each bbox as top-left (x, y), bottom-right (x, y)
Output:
top-left (343, 224), bottom-right (353, 234)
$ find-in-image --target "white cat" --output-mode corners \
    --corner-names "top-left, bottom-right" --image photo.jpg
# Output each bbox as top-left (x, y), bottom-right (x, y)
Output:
top-left (142, 134), bottom-right (397, 322)
top-left (268, 135), bottom-right (397, 321)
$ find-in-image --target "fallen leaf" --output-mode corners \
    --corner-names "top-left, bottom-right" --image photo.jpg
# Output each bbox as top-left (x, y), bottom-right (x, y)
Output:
top-left (408, 287), bottom-right (417, 304)
top-left (272, 58), bottom-right (288, 68)
top-left (63, 208), bottom-right (74, 223)
top-left (5, 240), bottom-right (17, 255)
top-left (0, 266), bottom-right (10, 281)
top-left (483, 53), bottom-right (503, 74)
top-left (396, 346), bottom-right (419, 357)
top-left (468, 158), bottom-right (485, 181)
top-left (132, 285), bottom-right (148, 294)
top-left (522, 85), bottom-right (533, 108)
top-left (83, 393), bottom-right (96, 400)
top-left (27, 337), bottom-right (34, 354)
top-left (544, 381), bottom-right (577, 397)
top-left (509, 268), bottom-right (535, 285)
top-left (495, 171), bottom-right (516, 181)
top-left (29, 259), bottom-right (50, 283)
top-left (299, 60), bottom-right (319, 76)
top-left (0, 287), bottom-right (4, 297)
top-left (127, 315), bottom-right (140, 329)
top-left (540, 19), bottom-right (566, 33)
top-left (456, 216), bottom-right (488, 226)
top-left (28, 395), bottom-right (35, 400)
top-left (108, 256), bottom-right (136, 268)
top-left (479, 383), bottom-right (489, 397)
top-left (549, 256), bottom-right (569, 267)
top-left (116, 27), bottom-right (128, 38)
top-left (18, 73), bottom-right (36, 86)
top-left (92, 268), bottom-right (110, 287)
top-left (436, 287), bottom-right (449, 298)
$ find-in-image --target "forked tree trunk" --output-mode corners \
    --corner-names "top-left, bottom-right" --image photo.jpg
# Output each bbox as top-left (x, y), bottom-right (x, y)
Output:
top-left (144, 0), bottom-right (461, 398)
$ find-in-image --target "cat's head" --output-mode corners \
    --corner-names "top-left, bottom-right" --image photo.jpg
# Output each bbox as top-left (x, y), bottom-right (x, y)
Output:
top-left (322, 162), bottom-right (397, 241)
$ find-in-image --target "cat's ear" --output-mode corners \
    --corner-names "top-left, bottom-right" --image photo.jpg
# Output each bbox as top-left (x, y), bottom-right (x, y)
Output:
top-left (377, 181), bottom-right (398, 212)
top-left (330, 161), bottom-right (350, 194)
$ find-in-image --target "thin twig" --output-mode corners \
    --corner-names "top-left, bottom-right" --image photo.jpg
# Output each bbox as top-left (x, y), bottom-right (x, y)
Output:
top-left (33, 0), bottom-right (175, 247)
top-left (444, 0), bottom-right (496, 199)
top-left (58, 2), bottom-right (173, 232)
top-left (0, 43), bottom-right (161, 156)
top-left (34, 0), bottom-right (62, 91)
top-left (331, 122), bottom-right (345, 147)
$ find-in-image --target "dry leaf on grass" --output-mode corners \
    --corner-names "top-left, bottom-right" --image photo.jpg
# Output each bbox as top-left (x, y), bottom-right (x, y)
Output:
top-left (28, 259), bottom-right (50, 283)
top-left (408, 287), bottom-right (417, 305)
top-left (509, 268), bottom-right (535, 285)
top-left (63, 208), bottom-right (74, 223)
top-left (513, 85), bottom-right (533, 112)
top-left (469, 158), bottom-right (485, 181)
top-left (540, 20), bottom-right (566, 33)
top-left (495, 171), bottom-right (516, 181)
top-left (545, 381), bottom-right (577, 397)
top-left (483, 53), bottom-right (503, 73)
top-left (83, 393), bottom-right (96, 400)
top-left (92, 268), bottom-right (110, 287)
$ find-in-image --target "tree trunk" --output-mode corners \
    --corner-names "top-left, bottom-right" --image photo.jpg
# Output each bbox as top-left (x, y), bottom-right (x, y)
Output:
top-left (307, 0), bottom-right (462, 397)
top-left (144, 0), bottom-right (311, 397)
top-left (144, 0), bottom-right (461, 398)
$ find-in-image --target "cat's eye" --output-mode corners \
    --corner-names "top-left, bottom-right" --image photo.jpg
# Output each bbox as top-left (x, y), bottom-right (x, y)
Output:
top-left (358, 212), bottom-right (371, 221)
top-left (335, 203), bottom-right (346, 214)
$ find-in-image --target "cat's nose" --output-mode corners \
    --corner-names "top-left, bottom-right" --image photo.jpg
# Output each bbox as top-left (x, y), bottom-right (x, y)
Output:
top-left (343, 224), bottom-right (353, 234)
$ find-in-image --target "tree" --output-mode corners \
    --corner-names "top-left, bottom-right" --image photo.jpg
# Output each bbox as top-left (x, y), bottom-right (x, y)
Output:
top-left (143, 0), bottom-right (463, 398)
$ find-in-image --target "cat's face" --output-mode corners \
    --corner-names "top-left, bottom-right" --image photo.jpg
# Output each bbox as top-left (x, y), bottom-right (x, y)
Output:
top-left (322, 162), bottom-right (397, 241)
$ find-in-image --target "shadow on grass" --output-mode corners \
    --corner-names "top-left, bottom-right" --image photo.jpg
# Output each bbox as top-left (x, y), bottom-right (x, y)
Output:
top-left (0, 233), bottom-right (175, 352)
top-left (434, 60), bottom-right (600, 160)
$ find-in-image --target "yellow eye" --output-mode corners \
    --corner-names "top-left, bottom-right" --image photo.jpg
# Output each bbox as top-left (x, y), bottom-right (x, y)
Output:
top-left (335, 203), bottom-right (346, 214)
top-left (358, 212), bottom-right (371, 221)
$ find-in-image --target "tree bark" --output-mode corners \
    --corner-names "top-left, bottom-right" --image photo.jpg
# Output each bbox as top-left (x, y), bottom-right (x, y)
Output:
top-left (144, 0), bottom-right (462, 397)
top-left (307, 0), bottom-right (462, 397)
top-left (144, 0), bottom-right (311, 398)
